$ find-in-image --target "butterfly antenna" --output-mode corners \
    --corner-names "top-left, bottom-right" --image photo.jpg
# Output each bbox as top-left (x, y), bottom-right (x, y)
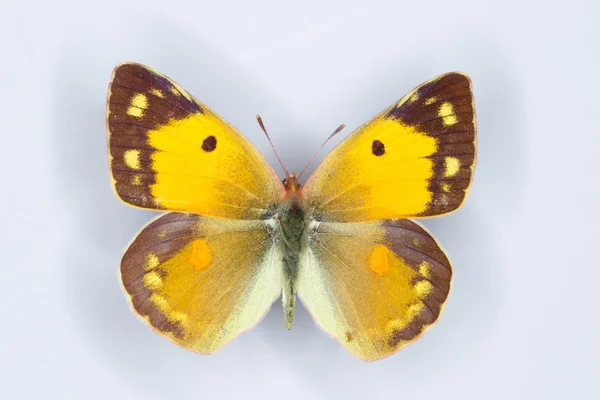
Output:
top-left (256, 115), bottom-right (289, 177)
top-left (297, 123), bottom-right (345, 180)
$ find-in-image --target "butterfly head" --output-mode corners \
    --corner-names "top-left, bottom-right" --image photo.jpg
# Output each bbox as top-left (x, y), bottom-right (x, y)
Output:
top-left (283, 171), bottom-right (302, 193)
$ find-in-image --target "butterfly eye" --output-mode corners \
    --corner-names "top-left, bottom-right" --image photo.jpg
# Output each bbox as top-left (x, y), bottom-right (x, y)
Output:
top-left (202, 135), bottom-right (217, 152)
top-left (372, 140), bottom-right (385, 156)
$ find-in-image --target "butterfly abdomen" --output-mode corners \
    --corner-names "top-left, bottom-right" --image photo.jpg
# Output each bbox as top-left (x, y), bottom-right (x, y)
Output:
top-left (276, 195), bottom-right (309, 329)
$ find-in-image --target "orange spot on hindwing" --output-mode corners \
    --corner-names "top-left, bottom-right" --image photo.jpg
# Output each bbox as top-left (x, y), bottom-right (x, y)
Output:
top-left (369, 245), bottom-right (391, 275)
top-left (190, 239), bottom-right (211, 269)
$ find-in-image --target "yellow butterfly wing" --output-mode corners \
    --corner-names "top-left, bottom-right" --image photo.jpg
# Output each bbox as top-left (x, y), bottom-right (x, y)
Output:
top-left (107, 63), bottom-right (286, 352)
top-left (298, 219), bottom-right (451, 361)
top-left (303, 72), bottom-right (476, 221)
top-left (297, 73), bottom-right (476, 360)
top-left (107, 62), bottom-right (284, 219)
top-left (121, 212), bottom-right (282, 353)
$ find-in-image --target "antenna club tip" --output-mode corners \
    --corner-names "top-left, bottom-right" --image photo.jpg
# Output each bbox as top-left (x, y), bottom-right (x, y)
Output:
top-left (256, 115), bottom-right (288, 175)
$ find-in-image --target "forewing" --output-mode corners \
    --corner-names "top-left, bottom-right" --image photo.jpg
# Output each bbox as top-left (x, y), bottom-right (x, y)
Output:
top-left (298, 219), bottom-right (451, 361)
top-left (303, 73), bottom-right (476, 221)
top-left (107, 63), bottom-right (284, 219)
top-left (121, 212), bottom-right (282, 353)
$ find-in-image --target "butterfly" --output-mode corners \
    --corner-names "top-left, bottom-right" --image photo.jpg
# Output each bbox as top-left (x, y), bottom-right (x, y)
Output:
top-left (106, 63), bottom-right (476, 361)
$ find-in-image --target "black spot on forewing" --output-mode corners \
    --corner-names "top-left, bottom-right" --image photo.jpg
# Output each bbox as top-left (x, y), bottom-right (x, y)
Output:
top-left (202, 135), bottom-right (217, 152)
top-left (372, 140), bottom-right (385, 156)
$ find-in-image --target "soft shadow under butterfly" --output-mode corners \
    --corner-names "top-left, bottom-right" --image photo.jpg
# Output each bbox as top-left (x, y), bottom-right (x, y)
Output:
top-left (107, 63), bottom-right (476, 361)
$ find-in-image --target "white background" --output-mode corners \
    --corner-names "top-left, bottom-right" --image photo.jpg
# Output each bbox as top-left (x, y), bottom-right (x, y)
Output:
top-left (2, 0), bottom-right (599, 399)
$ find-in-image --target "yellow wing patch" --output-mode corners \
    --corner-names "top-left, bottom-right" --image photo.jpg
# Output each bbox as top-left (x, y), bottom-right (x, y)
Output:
top-left (107, 63), bottom-right (284, 219)
top-left (142, 271), bottom-right (163, 289)
top-left (303, 72), bottom-right (476, 221)
top-left (438, 102), bottom-right (458, 126)
top-left (414, 280), bottom-right (434, 298)
top-left (145, 253), bottom-right (160, 270)
top-left (123, 149), bottom-right (141, 170)
top-left (424, 97), bottom-right (437, 106)
top-left (418, 261), bottom-right (432, 279)
top-left (126, 93), bottom-right (148, 117)
top-left (150, 88), bottom-right (164, 98)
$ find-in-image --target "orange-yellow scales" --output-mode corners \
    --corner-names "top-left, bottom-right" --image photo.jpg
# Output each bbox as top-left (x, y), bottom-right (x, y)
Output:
top-left (108, 63), bottom-right (476, 360)
top-left (369, 245), bottom-right (391, 275)
top-left (190, 239), bottom-right (211, 269)
top-left (304, 120), bottom-right (438, 221)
